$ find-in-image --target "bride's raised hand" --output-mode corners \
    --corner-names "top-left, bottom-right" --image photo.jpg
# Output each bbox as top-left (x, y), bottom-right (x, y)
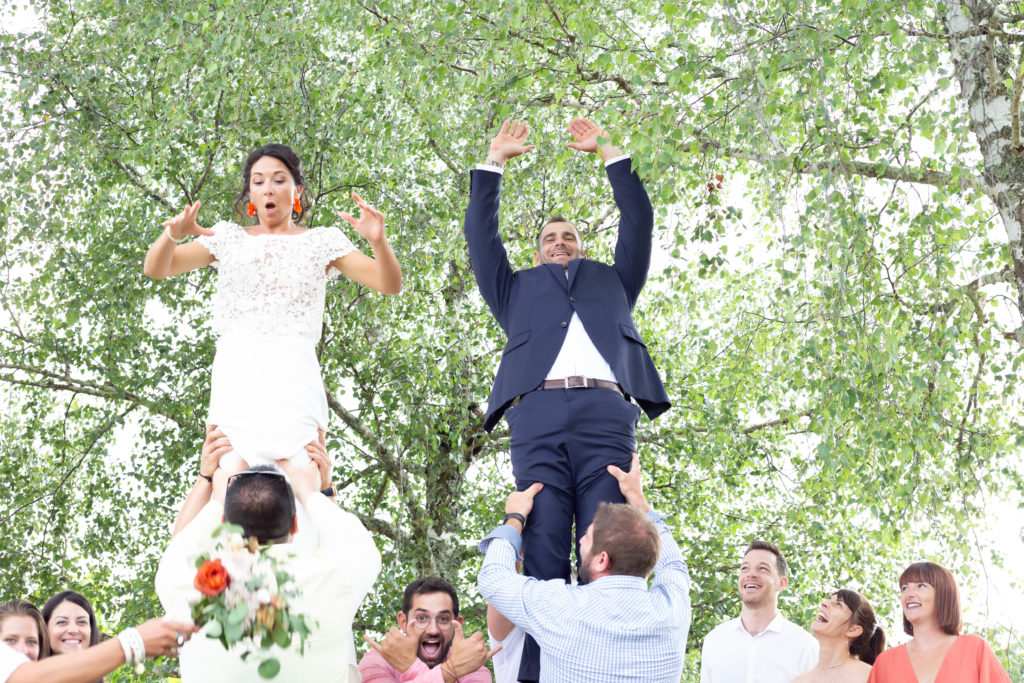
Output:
top-left (339, 192), bottom-right (385, 244)
top-left (162, 201), bottom-right (215, 240)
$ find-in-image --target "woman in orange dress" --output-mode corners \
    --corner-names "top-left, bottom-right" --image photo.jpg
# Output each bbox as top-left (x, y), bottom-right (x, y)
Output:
top-left (866, 561), bottom-right (1010, 683)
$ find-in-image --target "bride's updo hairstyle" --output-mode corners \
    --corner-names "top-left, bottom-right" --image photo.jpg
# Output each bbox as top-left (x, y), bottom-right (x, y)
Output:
top-left (234, 143), bottom-right (311, 224)
top-left (834, 588), bottom-right (886, 665)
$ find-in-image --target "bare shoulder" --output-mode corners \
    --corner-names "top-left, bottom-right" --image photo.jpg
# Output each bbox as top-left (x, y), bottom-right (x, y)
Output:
top-left (847, 659), bottom-right (872, 682)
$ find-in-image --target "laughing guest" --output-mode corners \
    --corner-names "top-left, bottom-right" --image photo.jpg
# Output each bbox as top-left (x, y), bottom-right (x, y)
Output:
top-left (700, 541), bottom-right (817, 683)
top-left (359, 577), bottom-right (496, 682)
top-left (792, 589), bottom-right (885, 683)
top-left (866, 562), bottom-right (1009, 683)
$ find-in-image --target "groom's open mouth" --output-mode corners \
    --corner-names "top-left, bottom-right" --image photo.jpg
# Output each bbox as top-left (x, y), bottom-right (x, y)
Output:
top-left (419, 636), bottom-right (443, 662)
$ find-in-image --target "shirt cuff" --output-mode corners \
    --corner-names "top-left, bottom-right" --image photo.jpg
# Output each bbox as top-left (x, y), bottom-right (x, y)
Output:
top-left (604, 154), bottom-right (630, 167)
top-left (474, 163), bottom-right (505, 175)
top-left (646, 510), bottom-right (666, 523)
top-left (478, 524), bottom-right (523, 557)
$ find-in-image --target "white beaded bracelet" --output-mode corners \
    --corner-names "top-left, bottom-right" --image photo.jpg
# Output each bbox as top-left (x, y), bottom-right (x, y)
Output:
top-left (164, 226), bottom-right (186, 244)
top-left (117, 627), bottom-right (147, 674)
top-left (116, 630), bottom-right (133, 667)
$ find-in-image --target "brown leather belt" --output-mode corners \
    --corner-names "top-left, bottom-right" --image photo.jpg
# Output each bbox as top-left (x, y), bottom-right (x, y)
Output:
top-left (537, 376), bottom-right (624, 396)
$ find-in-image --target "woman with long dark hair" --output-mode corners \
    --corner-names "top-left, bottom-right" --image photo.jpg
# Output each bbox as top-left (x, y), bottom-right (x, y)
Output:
top-left (41, 592), bottom-right (100, 656)
top-left (792, 589), bottom-right (885, 682)
top-left (144, 143), bottom-right (401, 471)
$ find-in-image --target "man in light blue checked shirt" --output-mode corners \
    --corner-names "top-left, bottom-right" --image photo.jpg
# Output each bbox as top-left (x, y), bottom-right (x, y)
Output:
top-left (478, 452), bottom-right (691, 683)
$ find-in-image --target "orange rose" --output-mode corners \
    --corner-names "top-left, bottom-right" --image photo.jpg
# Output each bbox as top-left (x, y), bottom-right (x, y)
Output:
top-left (194, 558), bottom-right (230, 596)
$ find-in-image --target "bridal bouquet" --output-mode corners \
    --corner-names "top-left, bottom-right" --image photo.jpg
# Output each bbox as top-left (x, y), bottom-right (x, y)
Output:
top-left (190, 523), bottom-right (315, 678)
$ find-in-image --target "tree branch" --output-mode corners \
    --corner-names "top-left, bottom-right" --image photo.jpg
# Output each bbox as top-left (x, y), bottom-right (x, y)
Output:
top-left (108, 158), bottom-right (175, 212)
top-left (0, 362), bottom-right (187, 426)
top-left (350, 510), bottom-right (410, 546)
top-left (686, 410), bottom-right (814, 434)
top-left (1013, 50), bottom-right (1024, 151)
top-left (696, 135), bottom-right (986, 194)
top-left (901, 23), bottom-right (1024, 43)
top-left (2, 406), bottom-right (135, 524)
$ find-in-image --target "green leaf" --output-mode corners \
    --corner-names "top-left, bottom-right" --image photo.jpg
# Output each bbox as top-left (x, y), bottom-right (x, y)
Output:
top-left (258, 658), bottom-right (281, 679)
top-left (228, 601), bottom-right (250, 625)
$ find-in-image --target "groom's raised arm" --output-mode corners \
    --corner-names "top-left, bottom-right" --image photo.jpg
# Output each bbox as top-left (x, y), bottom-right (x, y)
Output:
top-left (464, 120), bottom-right (535, 329)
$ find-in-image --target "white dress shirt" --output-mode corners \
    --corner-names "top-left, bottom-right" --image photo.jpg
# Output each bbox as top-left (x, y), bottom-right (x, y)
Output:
top-left (0, 644), bottom-right (27, 683)
top-left (489, 624), bottom-right (526, 683)
top-left (699, 612), bottom-right (818, 683)
top-left (155, 495), bottom-right (381, 682)
top-left (475, 156), bottom-right (631, 384)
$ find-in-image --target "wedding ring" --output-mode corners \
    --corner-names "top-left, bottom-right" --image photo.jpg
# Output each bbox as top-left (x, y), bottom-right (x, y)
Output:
top-left (176, 631), bottom-right (185, 646)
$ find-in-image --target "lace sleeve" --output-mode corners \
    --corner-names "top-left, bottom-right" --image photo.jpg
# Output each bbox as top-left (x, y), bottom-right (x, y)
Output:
top-left (322, 227), bottom-right (357, 278)
top-left (197, 221), bottom-right (241, 268)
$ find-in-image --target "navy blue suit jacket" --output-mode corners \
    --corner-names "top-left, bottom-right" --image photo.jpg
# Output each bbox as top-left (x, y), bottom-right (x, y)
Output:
top-left (464, 160), bottom-right (671, 433)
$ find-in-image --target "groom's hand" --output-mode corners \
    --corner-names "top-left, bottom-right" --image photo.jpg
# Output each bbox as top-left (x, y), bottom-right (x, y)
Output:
top-left (486, 119), bottom-right (535, 167)
top-left (365, 627), bottom-right (419, 674)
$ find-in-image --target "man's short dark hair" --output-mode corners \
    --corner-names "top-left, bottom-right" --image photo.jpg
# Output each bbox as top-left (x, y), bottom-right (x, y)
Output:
top-left (744, 540), bottom-right (788, 577)
top-left (224, 465), bottom-right (295, 544)
top-left (401, 576), bottom-right (460, 617)
top-left (536, 216), bottom-right (574, 250)
top-left (590, 502), bottom-right (660, 578)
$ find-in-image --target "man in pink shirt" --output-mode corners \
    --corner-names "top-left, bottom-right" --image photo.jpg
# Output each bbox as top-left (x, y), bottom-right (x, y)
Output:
top-left (359, 576), bottom-right (497, 682)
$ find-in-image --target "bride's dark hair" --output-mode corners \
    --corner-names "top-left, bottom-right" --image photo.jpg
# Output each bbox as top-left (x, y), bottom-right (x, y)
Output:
top-left (234, 143), bottom-right (310, 224)
top-left (835, 589), bottom-right (886, 665)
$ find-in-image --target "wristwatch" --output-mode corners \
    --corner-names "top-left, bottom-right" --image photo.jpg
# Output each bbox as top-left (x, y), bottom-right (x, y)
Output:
top-left (503, 512), bottom-right (526, 526)
top-left (321, 486), bottom-right (336, 497)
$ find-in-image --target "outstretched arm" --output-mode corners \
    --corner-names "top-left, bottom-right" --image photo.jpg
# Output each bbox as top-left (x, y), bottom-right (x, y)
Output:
top-left (464, 120), bottom-right (535, 325)
top-left (567, 119), bottom-right (653, 307)
top-left (7, 619), bottom-right (194, 683)
top-left (171, 425), bottom-right (235, 536)
top-left (143, 201), bottom-right (216, 279)
top-left (331, 192), bottom-right (403, 294)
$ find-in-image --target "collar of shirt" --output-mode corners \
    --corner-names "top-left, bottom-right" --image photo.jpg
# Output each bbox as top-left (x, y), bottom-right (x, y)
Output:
top-left (733, 611), bottom-right (786, 637)
top-left (583, 574), bottom-right (649, 592)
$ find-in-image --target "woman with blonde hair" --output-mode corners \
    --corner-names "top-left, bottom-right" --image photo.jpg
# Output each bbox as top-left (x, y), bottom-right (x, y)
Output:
top-left (0, 600), bottom-right (49, 661)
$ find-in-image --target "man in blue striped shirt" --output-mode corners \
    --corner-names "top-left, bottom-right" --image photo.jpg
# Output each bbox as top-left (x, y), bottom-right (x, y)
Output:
top-left (478, 453), bottom-right (691, 683)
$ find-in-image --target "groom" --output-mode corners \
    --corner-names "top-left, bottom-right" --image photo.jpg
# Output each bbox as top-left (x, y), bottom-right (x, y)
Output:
top-left (463, 118), bottom-right (670, 679)
top-left (155, 455), bottom-right (380, 682)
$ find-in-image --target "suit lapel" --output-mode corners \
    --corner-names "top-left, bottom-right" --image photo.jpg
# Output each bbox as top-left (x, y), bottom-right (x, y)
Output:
top-left (545, 263), bottom-right (569, 291)
top-left (566, 259), bottom-right (582, 291)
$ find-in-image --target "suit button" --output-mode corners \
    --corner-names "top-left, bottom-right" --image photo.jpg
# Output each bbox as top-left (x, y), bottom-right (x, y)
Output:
top-left (560, 321), bottom-right (568, 328)
top-left (569, 296), bottom-right (577, 303)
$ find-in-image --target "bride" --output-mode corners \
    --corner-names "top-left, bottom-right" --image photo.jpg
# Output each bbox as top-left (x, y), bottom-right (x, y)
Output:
top-left (144, 143), bottom-right (401, 470)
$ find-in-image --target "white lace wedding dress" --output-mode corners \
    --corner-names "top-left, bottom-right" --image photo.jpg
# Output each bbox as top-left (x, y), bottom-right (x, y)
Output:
top-left (197, 221), bottom-right (355, 469)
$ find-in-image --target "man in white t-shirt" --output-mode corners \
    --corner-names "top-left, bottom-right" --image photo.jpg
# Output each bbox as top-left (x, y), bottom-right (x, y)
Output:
top-left (487, 604), bottom-right (525, 683)
top-left (700, 541), bottom-right (817, 683)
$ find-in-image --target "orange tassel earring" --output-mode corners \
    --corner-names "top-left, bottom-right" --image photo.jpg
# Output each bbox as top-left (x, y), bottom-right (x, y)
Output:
top-left (247, 202), bottom-right (256, 217)
top-left (293, 197), bottom-right (303, 213)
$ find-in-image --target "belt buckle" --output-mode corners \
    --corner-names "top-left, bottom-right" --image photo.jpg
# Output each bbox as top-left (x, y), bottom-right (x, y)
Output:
top-left (565, 376), bottom-right (586, 389)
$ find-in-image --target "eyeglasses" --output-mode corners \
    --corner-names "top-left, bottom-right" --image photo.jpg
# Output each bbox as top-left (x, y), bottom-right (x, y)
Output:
top-left (410, 613), bottom-right (454, 629)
